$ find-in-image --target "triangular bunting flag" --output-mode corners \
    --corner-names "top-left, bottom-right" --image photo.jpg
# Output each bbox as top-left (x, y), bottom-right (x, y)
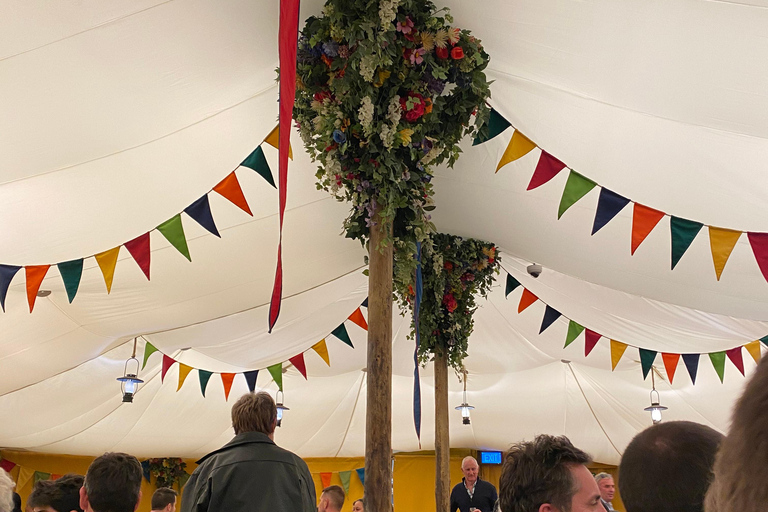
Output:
top-left (25, 265), bottom-right (50, 312)
top-left (592, 188), bottom-right (630, 235)
top-left (311, 339), bottom-right (331, 366)
top-left (263, 125), bottom-right (293, 159)
top-left (473, 108), bottom-right (511, 145)
top-left (177, 364), bottom-right (194, 391)
top-left (320, 472), bottom-right (333, 488)
top-left (94, 247), bottom-right (120, 293)
top-left (708, 227), bottom-right (742, 280)
top-left (157, 215), bottom-right (191, 262)
top-left (161, 355), bottom-right (175, 382)
top-left (517, 288), bottom-right (538, 313)
top-left (140, 460), bottom-right (151, 482)
top-left (17, 467), bottom-right (34, 491)
top-left (639, 349), bottom-right (657, 380)
top-left (33, 471), bottom-right (51, 484)
top-left (564, 321), bottom-right (585, 348)
top-left (610, 340), bottom-right (627, 370)
top-left (631, 203), bottom-right (665, 255)
top-left (57, 259), bottom-right (83, 303)
top-left (709, 351), bottom-right (726, 383)
top-left (355, 467), bottom-right (365, 487)
top-left (51, 474), bottom-right (62, 481)
top-left (268, 363), bottom-right (283, 391)
top-left (745, 341), bottom-right (762, 363)
top-left (221, 373), bottom-right (236, 400)
top-left (505, 274), bottom-right (521, 298)
top-left (331, 324), bottom-right (354, 348)
top-left (662, 353), bottom-right (680, 384)
top-left (683, 353), bottom-right (700, 385)
top-left (244, 370), bottom-right (259, 392)
top-left (361, 297), bottom-right (368, 308)
top-left (348, 308), bottom-right (368, 330)
top-left (199, 370), bottom-right (213, 397)
top-left (670, 217), bottom-right (704, 270)
top-left (184, 195), bottom-right (221, 237)
top-left (0, 264), bottom-right (20, 312)
top-left (142, 341), bottom-right (159, 369)
top-left (760, 335), bottom-right (768, 347)
top-left (539, 306), bottom-right (561, 334)
top-left (747, 232), bottom-right (768, 283)
top-left (584, 329), bottom-right (601, 357)
top-left (527, 151), bottom-right (566, 191)
top-left (213, 172), bottom-right (253, 216)
top-left (0, 459), bottom-right (16, 473)
top-left (557, 171), bottom-right (597, 219)
top-left (496, 131), bottom-right (536, 172)
top-left (726, 347), bottom-right (745, 376)
top-left (124, 233), bottom-right (151, 280)
top-left (289, 353), bottom-right (308, 379)
top-left (240, 146), bottom-right (277, 188)
top-left (339, 470), bottom-right (352, 495)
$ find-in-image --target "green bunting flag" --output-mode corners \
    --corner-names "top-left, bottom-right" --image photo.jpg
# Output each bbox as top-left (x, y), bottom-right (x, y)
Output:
top-left (639, 349), bottom-right (657, 379)
top-left (199, 370), bottom-right (213, 397)
top-left (142, 342), bottom-right (159, 369)
top-left (268, 363), bottom-right (283, 391)
top-left (57, 259), bottom-right (83, 303)
top-left (670, 217), bottom-right (704, 270)
top-left (761, 335), bottom-right (768, 347)
top-left (505, 274), bottom-right (521, 298)
top-left (240, 146), bottom-right (277, 188)
top-left (331, 324), bottom-right (354, 348)
top-left (33, 471), bottom-right (51, 484)
top-left (558, 171), bottom-right (597, 219)
top-left (709, 351), bottom-right (726, 383)
top-left (157, 215), bottom-right (191, 262)
top-left (564, 320), bottom-right (585, 348)
top-left (473, 108), bottom-right (511, 145)
top-left (339, 470), bottom-right (352, 495)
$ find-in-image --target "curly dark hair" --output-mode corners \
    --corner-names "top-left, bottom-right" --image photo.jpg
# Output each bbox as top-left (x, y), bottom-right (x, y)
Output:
top-left (498, 434), bottom-right (592, 512)
top-left (28, 474), bottom-right (84, 512)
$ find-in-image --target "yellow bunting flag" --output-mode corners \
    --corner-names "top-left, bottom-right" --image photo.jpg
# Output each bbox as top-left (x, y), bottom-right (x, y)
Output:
top-left (496, 130), bottom-right (536, 172)
top-left (312, 339), bottom-right (331, 366)
top-left (745, 340), bottom-right (762, 363)
top-left (264, 125), bottom-right (293, 160)
top-left (95, 247), bottom-right (120, 293)
top-left (708, 227), bottom-right (742, 281)
top-left (17, 466), bottom-right (34, 491)
top-left (610, 340), bottom-right (628, 370)
top-left (177, 364), bottom-right (194, 391)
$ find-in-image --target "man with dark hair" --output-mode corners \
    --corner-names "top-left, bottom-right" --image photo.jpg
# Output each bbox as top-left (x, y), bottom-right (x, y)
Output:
top-left (498, 434), bottom-right (603, 512)
top-left (28, 474), bottom-right (84, 512)
top-left (619, 421), bottom-right (723, 512)
top-left (450, 456), bottom-right (497, 512)
top-left (79, 452), bottom-right (142, 512)
top-left (180, 391), bottom-right (316, 512)
top-left (317, 485), bottom-right (345, 512)
top-left (151, 488), bottom-right (177, 512)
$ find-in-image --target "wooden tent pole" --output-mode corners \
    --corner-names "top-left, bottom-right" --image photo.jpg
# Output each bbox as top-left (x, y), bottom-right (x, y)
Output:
top-left (435, 350), bottom-right (450, 511)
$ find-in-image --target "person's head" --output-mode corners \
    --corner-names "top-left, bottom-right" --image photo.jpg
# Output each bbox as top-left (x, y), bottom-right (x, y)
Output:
top-left (231, 391), bottom-right (277, 437)
top-left (498, 434), bottom-right (603, 512)
top-left (80, 453), bottom-right (142, 512)
top-left (0, 471), bottom-right (14, 512)
top-left (150, 488), bottom-right (177, 512)
top-left (461, 456), bottom-right (480, 486)
top-left (317, 485), bottom-right (345, 512)
top-left (594, 473), bottom-right (614, 503)
top-left (352, 498), bottom-right (365, 512)
top-left (619, 421), bottom-right (723, 512)
top-left (28, 474), bottom-right (84, 512)
top-left (11, 493), bottom-right (19, 512)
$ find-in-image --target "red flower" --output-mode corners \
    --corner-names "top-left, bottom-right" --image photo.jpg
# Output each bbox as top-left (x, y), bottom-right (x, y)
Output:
top-left (442, 293), bottom-right (458, 313)
top-left (346, 172), bottom-right (355, 181)
top-left (400, 92), bottom-right (426, 122)
top-left (444, 261), bottom-right (453, 271)
top-left (451, 46), bottom-right (464, 59)
top-left (314, 91), bottom-right (332, 102)
top-left (435, 47), bottom-right (449, 59)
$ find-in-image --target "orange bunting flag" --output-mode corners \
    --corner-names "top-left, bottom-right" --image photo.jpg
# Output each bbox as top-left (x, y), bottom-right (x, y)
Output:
top-left (320, 472), bottom-right (333, 488)
top-left (264, 125), bottom-right (294, 160)
top-left (662, 353), bottom-right (680, 384)
top-left (289, 353), bottom-right (308, 379)
top-left (496, 131), bottom-right (537, 172)
top-left (25, 265), bottom-right (50, 312)
top-left (95, 247), bottom-right (120, 293)
top-left (610, 340), bottom-right (628, 370)
top-left (348, 307), bottom-right (368, 330)
top-left (517, 288), bottom-right (538, 313)
top-left (631, 203), bottom-right (665, 255)
top-left (221, 373), bottom-right (236, 400)
top-left (584, 329), bottom-right (601, 357)
top-left (745, 340), bottom-right (762, 363)
top-left (312, 339), bottom-right (331, 366)
top-left (177, 364), bottom-right (194, 391)
top-left (213, 172), bottom-right (253, 216)
top-left (708, 227), bottom-right (742, 281)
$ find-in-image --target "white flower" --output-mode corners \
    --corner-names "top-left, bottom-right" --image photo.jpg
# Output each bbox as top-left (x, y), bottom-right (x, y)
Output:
top-left (378, 0), bottom-right (399, 28)
top-left (359, 55), bottom-right (376, 82)
top-left (358, 96), bottom-right (375, 137)
top-left (380, 124), bottom-right (396, 149)
top-left (387, 95), bottom-right (401, 125)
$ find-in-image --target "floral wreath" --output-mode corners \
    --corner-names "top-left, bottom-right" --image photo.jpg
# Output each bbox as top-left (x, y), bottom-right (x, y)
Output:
top-left (147, 457), bottom-right (188, 489)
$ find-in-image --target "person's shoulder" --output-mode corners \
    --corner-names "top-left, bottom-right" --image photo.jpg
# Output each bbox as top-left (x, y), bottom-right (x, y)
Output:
top-left (450, 480), bottom-right (464, 493)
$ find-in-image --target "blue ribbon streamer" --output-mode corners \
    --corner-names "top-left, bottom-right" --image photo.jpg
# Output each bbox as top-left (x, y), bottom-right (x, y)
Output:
top-left (413, 242), bottom-right (423, 444)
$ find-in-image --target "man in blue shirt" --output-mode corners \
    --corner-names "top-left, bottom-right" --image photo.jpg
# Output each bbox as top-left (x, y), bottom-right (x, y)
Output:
top-left (450, 456), bottom-right (498, 512)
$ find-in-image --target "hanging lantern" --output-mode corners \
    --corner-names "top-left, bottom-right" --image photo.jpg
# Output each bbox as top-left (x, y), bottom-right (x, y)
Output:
top-left (643, 371), bottom-right (667, 424)
top-left (275, 390), bottom-right (290, 427)
top-left (455, 370), bottom-right (474, 425)
top-left (117, 338), bottom-right (144, 403)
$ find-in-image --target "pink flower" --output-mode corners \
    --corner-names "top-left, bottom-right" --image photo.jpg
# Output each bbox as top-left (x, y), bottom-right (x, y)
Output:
top-left (409, 47), bottom-right (426, 65)
top-left (396, 17), bottom-right (414, 35)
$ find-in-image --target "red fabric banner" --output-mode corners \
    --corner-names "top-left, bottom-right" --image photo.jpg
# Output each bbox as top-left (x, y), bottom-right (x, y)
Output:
top-left (748, 232), bottom-right (768, 283)
top-left (584, 329), bottom-right (601, 357)
top-left (0, 459), bottom-right (16, 472)
top-left (161, 354), bottom-right (175, 382)
top-left (289, 353), bottom-right (308, 379)
top-left (527, 151), bottom-right (566, 190)
top-left (125, 233), bottom-right (151, 280)
top-left (726, 347), bottom-right (745, 376)
top-left (631, 203), bottom-right (665, 255)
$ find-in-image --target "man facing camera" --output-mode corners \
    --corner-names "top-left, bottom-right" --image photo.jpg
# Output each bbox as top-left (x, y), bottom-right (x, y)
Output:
top-left (450, 456), bottom-right (497, 512)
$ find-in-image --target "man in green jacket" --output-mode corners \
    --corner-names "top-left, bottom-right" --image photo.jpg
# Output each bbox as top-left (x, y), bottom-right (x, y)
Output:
top-left (181, 391), bottom-right (316, 512)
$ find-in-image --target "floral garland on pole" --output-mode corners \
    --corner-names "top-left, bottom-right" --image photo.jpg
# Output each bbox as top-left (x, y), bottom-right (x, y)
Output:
top-left (147, 457), bottom-right (188, 489)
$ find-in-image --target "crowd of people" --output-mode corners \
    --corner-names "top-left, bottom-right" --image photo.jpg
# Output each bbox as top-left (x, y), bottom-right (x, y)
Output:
top-left (1, 356), bottom-right (766, 512)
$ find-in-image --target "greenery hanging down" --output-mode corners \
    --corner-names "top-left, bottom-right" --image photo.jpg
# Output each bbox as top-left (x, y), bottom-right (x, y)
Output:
top-left (147, 457), bottom-right (188, 489)
top-left (394, 233), bottom-right (500, 370)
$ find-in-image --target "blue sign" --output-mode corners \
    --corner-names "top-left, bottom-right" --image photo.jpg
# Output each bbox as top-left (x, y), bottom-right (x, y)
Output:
top-left (479, 451), bottom-right (502, 465)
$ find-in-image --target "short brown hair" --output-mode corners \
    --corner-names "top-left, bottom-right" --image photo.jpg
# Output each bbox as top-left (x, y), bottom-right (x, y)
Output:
top-left (28, 474), bottom-right (84, 512)
top-left (322, 485), bottom-right (345, 511)
top-left (499, 434), bottom-right (592, 512)
top-left (231, 391), bottom-right (277, 435)
top-left (151, 487), bottom-right (178, 510)
top-left (84, 452), bottom-right (142, 512)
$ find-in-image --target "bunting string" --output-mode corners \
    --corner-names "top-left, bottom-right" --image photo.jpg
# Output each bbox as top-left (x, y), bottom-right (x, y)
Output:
top-left (503, 269), bottom-right (766, 384)
top-left (476, 108), bottom-right (768, 284)
top-left (312, 467), bottom-right (366, 494)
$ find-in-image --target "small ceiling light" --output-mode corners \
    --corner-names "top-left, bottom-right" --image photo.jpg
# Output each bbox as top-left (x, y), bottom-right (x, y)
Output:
top-left (644, 370), bottom-right (667, 424)
top-left (455, 369), bottom-right (474, 425)
top-left (36, 290), bottom-right (51, 297)
top-left (275, 390), bottom-right (290, 427)
top-left (117, 338), bottom-right (144, 403)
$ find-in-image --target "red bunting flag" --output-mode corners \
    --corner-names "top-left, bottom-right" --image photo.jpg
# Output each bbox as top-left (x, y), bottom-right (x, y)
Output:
top-left (213, 172), bottom-right (253, 216)
top-left (50, 474), bottom-right (62, 480)
top-left (584, 329), bottom-right (601, 357)
top-left (221, 373), bottom-right (236, 400)
top-left (320, 472), bottom-right (333, 488)
top-left (662, 353), bottom-right (680, 384)
top-left (527, 151), bottom-right (566, 190)
top-left (25, 265), bottom-right (50, 312)
top-left (748, 232), bottom-right (768, 283)
top-left (125, 233), bottom-right (151, 280)
top-left (161, 355), bottom-right (175, 382)
top-left (0, 459), bottom-right (16, 472)
top-left (631, 203), bottom-right (665, 255)
top-left (289, 353), bottom-right (308, 379)
top-left (726, 346), bottom-right (745, 376)
top-left (518, 289), bottom-right (538, 313)
top-left (348, 307), bottom-right (368, 330)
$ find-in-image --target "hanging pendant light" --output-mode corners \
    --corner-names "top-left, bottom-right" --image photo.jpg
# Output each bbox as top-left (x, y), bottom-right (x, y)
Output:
top-left (644, 370), bottom-right (667, 424)
top-left (275, 390), bottom-right (290, 427)
top-left (455, 369), bottom-right (474, 425)
top-left (117, 338), bottom-right (144, 403)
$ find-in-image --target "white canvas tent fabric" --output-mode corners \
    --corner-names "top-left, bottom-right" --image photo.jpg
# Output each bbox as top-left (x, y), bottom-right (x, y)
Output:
top-left (1, 0), bottom-right (768, 465)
